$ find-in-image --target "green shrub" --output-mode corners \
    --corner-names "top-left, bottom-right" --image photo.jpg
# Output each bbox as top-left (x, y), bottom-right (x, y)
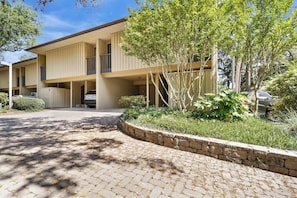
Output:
top-left (12, 98), bottom-right (45, 111)
top-left (121, 107), bottom-right (142, 120)
top-left (192, 89), bottom-right (250, 122)
top-left (266, 64), bottom-right (297, 113)
top-left (271, 95), bottom-right (297, 114)
top-left (118, 95), bottom-right (146, 108)
top-left (282, 110), bottom-right (297, 135)
top-left (0, 92), bottom-right (8, 106)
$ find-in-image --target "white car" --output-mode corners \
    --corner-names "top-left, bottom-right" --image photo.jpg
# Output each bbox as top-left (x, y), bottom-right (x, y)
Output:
top-left (84, 90), bottom-right (96, 108)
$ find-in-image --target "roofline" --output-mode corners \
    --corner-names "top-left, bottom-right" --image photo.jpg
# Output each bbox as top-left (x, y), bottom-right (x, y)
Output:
top-left (26, 17), bottom-right (127, 51)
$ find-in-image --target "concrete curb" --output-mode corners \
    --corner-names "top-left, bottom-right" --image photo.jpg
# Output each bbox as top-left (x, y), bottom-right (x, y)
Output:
top-left (119, 119), bottom-right (297, 177)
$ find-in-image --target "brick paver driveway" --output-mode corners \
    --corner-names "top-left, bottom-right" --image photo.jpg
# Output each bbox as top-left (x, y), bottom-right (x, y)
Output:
top-left (0, 109), bottom-right (297, 197)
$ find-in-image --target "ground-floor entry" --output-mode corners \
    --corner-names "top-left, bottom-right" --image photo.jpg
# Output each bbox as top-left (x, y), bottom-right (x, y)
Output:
top-left (39, 74), bottom-right (169, 109)
top-left (71, 80), bottom-right (96, 108)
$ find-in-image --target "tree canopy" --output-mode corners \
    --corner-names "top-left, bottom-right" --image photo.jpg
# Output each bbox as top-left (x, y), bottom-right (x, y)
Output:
top-left (122, 0), bottom-right (297, 112)
top-left (122, 0), bottom-right (223, 110)
top-left (223, 0), bottom-right (297, 115)
top-left (0, 1), bottom-right (41, 53)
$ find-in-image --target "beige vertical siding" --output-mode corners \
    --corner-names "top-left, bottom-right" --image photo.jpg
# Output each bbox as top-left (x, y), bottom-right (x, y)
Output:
top-left (25, 64), bottom-right (37, 86)
top-left (85, 43), bottom-right (95, 58)
top-left (98, 78), bottom-right (138, 109)
top-left (111, 31), bottom-right (147, 72)
top-left (0, 68), bottom-right (18, 89)
top-left (167, 70), bottom-right (212, 107)
top-left (40, 87), bottom-right (70, 108)
top-left (99, 40), bottom-right (107, 55)
top-left (0, 69), bottom-right (9, 89)
top-left (46, 42), bottom-right (85, 79)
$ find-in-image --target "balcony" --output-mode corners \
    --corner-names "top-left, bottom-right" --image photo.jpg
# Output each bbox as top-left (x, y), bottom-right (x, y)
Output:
top-left (41, 66), bottom-right (46, 80)
top-left (87, 57), bottom-right (96, 75)
top-left (86, 54), bottom-right (112, 74)
top-left (100, 54), bottom-right (111, 73)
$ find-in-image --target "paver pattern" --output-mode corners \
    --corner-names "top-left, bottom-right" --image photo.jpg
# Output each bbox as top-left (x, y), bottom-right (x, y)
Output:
top-left (0, 109), bottom-right (297, 198)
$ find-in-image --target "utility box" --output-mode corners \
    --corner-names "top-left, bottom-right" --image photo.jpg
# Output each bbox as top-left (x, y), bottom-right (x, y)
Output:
top-left (40, 87), bottom-right (70, 108)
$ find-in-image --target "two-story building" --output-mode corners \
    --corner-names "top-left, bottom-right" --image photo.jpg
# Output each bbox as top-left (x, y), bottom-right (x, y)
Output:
top-left (0, 58), bottom-right (37, 97)
top-left (3, 17), bottom-right (217, 109)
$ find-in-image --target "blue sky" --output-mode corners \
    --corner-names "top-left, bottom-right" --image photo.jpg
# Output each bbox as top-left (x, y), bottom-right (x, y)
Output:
top-left (3, 0), bottom-right (297, 63)
top-left (4, 0), bottom-right (138, 63)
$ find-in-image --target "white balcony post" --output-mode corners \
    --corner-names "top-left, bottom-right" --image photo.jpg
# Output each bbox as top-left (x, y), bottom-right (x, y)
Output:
top-left (9, 62), bottom-right (12, 109)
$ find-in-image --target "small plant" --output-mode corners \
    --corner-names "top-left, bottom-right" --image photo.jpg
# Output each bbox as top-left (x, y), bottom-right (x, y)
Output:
top-left (118, 95), bottom-right (146, 108)
top-left (0, 92), bottom-right (8, 106)
top-left (121, 107), bottom-right (142, 120)
top-left (271, 95), bottom-right (297, 115)
top-left (121, 107), bottom-right (177, 121)
top-left (192, 89), bottom-right (250, 122)
top-left (12, 98), bottom-right (45, 112)
top-left (283, 110), bottom-right (297, 135)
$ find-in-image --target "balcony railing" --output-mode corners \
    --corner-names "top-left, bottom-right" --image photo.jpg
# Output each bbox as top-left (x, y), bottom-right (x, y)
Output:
top-left (100, 54), bottom-right (111, 73)
top-left (22, 76), bottom-right (25, 86)
top-left (87, 57), bottom-right (96, 75)
top-left (41, 66), bottom-right (46, 80)
top-left (86, 54), bottom-right (111, 74)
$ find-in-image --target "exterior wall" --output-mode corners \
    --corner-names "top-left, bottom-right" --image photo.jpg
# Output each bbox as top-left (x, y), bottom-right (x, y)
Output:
top-left (111, 31), bottom-right (147, 72)
top-left (98, 78), bottom-right (138, 109)
top-left (25, 63), bottom-right (37, 86)
top-left (0, 69), bottom-right (9, 89)
top-left (40, 87), bottom-right (70, 108)
top-left (46, 42), bottom-right (86, 79)
top-left (85, 43), bottom-right (95, 58)
top-left (0, 68), bottom-right (18, 89)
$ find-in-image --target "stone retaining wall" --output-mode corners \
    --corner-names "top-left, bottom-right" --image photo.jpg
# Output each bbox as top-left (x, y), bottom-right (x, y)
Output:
top-left (119, 120), bottom-right (297, 177)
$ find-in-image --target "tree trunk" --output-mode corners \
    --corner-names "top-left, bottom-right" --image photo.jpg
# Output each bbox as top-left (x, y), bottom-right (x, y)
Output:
top-left (235, 56), bottom-right (242, 93)
top-left (232, 56), bottom-right (236, 90)
top-left (246, 64), bottom-right (251, 91)
top-left (253, 87), bottom-right (259, 117)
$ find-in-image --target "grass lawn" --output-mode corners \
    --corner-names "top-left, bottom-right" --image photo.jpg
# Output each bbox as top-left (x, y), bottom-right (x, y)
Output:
top-left (125, 110), bottom-right (297, 151)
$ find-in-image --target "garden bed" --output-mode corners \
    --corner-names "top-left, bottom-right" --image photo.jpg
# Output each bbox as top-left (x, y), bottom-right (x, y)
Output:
top-left (119, 119), bottom-right (297, 177)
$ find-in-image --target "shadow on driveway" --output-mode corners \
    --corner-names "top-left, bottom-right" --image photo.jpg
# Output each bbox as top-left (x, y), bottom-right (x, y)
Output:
top-left (0, 114), bottom-right (183, 196)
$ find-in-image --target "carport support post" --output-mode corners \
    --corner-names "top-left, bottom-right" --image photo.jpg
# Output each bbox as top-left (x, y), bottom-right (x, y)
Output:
top-left (70, 81), bottom-right (73, 108)
top-left (146, 74), bottom-right (149, 108)
top-left (9, 62), bottom-right (12, 109)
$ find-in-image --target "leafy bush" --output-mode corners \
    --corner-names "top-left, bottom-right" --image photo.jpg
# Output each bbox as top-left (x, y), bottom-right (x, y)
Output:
top-left (271, 95), bottom-right (297, 114)
top-left (118, 95), bottom-right (146, 108)
top-left (12, 98), bottom-right (45, 111)
top-left (283, 110), bottom-right (297, 135)
top-left (0, 92), bottom-right (8, 106)
top-left (192, 89), bottom-right (250, 122)
top-left (121, 107), bottom-right (142, 120)
top-left (266, 64), bottom-right (297, 113)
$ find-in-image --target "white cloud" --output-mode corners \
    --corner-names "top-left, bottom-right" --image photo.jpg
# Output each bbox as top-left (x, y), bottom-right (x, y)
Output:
top-left (40, 14), bottom-right (75, 29)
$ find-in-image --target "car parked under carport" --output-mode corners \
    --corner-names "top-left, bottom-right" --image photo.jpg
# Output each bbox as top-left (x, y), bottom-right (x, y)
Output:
top-left (84, 90), bottom-right (96, 108)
